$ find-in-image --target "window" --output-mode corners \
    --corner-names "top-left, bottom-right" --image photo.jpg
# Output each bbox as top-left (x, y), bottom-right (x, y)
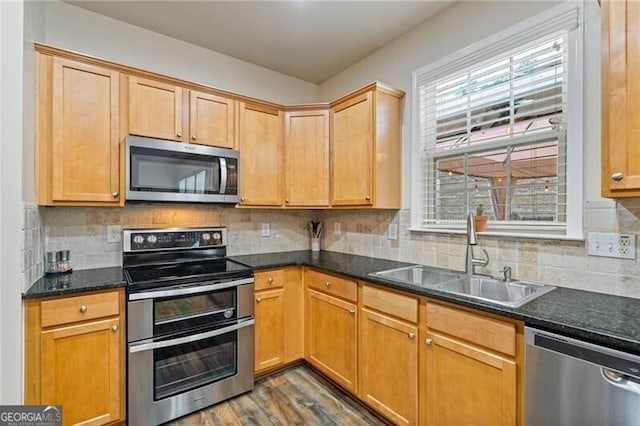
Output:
top-left (412, 3), bottom-right (583, 238)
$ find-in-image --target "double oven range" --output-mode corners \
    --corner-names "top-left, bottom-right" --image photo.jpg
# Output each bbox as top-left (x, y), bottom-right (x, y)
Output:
top-left (123, 227), bottom-right (254, 425)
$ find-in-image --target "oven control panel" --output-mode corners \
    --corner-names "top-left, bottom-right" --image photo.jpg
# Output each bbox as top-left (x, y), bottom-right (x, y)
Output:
top-left (123, 228), bottom-right (227, 252)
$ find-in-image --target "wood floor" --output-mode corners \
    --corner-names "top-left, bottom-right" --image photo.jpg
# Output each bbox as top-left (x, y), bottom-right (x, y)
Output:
top-left (167, 364), bottom-right (388, 426)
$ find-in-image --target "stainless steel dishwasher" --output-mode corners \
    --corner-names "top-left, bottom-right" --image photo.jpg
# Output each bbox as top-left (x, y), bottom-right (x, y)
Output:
top-left (525, 327), bottom-right (640, 426)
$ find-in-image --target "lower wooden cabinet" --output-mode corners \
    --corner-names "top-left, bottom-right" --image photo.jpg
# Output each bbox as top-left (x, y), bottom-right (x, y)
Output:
top-left (359, 307), bottom-right (418, 425)
top-left (254, 268), bottom-right (303, 375)
top-left (305, 287), bottom-right (358, 394)
top-left (24, 289), bottom-right (125, 426)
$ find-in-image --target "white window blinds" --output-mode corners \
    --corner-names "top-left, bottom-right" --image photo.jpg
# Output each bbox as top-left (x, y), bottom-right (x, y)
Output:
top-left (414, 4), bottom-right (579, 231)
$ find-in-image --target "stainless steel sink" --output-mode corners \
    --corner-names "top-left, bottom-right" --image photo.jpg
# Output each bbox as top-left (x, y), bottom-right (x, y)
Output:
top-left (369, 265), bottom-right (462, 288)
top-left (434, 276), bottom-right (555, 308)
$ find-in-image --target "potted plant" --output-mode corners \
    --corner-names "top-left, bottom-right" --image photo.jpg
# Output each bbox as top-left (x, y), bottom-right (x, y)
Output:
top-left (474, 203), bottom-right (488, 232)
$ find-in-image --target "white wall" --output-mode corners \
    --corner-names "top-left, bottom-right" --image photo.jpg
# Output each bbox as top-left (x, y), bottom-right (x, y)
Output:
top-left (1, 0), bottom-right (25, 404)
top-left (43, 1), bottom-right (320, 105)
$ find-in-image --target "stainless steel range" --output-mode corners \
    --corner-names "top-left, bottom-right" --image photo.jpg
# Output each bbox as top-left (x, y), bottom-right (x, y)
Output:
top-left (123, 227), bottom-right (254, 426)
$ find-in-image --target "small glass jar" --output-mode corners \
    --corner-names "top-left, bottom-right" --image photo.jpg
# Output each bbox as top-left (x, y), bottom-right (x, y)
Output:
top-left (57, 250), bottom-right (71, 273)
top-left (45, 252), bottom-right (58, 274)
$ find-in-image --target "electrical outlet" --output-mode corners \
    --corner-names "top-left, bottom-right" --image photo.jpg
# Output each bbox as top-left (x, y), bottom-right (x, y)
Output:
top-left (106, 225), bottom-right (121, 243)
top-left (587, 232), bottom-right (635, 259)
top-left (261, 223), bottom-right (270, 237)
top-left (388, 223), bottom-right (398, 240)
top-left (334, 222), bottom-right (341, 236)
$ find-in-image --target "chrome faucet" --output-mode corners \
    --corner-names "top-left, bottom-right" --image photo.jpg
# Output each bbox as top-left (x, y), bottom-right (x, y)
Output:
top-left (466, 213), bottom-right (489, 275)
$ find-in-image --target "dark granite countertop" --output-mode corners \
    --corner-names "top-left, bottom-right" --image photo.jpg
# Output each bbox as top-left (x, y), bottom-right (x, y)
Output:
top-left (231, 250), bottom-right (640, 355)
top-left (22, 267), bottom-right (125, 299)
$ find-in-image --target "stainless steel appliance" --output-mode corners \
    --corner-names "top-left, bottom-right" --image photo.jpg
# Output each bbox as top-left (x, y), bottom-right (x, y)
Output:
top-left (124, 227), bottom-right (254, 425)
top-left (125, 135), bottom-right (239, 203)
top-left (525, 327), bottom-right (640, 426)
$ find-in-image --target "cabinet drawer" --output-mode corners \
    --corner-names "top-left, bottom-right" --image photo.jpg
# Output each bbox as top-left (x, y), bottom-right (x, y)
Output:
top-left (426, 302), bottom-right (516, 357)
top-left (362, 284), bottom-right (418, 324)
top-left (254, 269), bottom-right (284, 291)
top-left (306, 269), bottom-right (357, 302)
top-left (41, 291), bottom-right (120, 328)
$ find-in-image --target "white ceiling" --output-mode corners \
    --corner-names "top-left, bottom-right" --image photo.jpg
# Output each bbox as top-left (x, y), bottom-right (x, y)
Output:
top-left (64, 1), bottom-right (454, 84)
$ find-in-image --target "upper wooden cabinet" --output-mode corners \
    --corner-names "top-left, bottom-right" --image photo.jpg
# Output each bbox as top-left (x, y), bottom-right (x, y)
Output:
top-left (284, 107), bottom-right (330, 207)
top-left (330, 83), bottom-right (404, 208)
top-left (602, 0), bottom-right (640, 197)
top-left (36, 53), bottom-right (122, 206)
top-left (237, 102), bottom-right (284, 206)
top-left (128, 76), bottom-right (236, 148)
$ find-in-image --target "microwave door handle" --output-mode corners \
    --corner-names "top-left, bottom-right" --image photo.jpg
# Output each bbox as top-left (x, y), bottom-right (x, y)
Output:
top-left (129, 319), bottom-right (255, 353)
top-left (219, 158), bottom-right (227, 195)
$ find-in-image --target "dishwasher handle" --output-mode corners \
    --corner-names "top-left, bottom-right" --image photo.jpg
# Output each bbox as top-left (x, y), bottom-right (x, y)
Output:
top-left (602, 368), bottom-right (640, 395)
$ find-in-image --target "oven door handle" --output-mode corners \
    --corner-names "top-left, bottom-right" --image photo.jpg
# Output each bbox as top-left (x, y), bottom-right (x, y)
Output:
top-left (129, 319), bottom-right (255, 353)
top-left (128, 277), bottom-right (254, 301)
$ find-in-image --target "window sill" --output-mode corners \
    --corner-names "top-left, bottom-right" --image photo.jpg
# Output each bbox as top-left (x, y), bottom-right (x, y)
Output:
top-left (408, 227), bottom-right (584, 242)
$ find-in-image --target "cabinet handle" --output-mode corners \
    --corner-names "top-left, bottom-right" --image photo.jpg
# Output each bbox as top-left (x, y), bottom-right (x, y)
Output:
top-left (112, 192), bottom-right (119, 198)
top-left (268, 277), bottom-right (274, 284)
top-left (325, 281), bottom-right (331, 287)
top-left (79, 305), bottom-right (87, 313)
top-left (348, 309), bottom-right (356, 315)
top-left (611, 172), bottom-right (624, 182)
top-left (177, 132), bottom-right (182, 138)
top-left (365, 195), bottom-right (371, 201)
top-left (111, 325), bottom-right (119, 332)
top-left (256, 297), bottom-right (261, 303)
top-left (408, 332), bottom-right (416, 340)
top-left (424, 338), bottom-right (433, 345)
top-left (192, 135), bottom-right (197, 141)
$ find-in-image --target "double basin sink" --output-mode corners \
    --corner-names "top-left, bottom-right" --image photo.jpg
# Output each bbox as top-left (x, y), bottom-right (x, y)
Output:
top-left (369, 265), bottom-right (555, 308)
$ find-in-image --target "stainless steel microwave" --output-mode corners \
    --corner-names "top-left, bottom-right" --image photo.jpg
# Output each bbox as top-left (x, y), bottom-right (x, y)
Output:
top-left (125, 136), bottom-right (239, 203)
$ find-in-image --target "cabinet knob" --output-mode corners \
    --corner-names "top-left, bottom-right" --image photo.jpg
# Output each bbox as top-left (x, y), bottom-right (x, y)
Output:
top-left (285, 199), bottom-right (290, 203)
top-left (192, 135), bottom-right (197, 141)
top-left (79, 305), bottom-right (87, 313)
top-left (112, 192), bottom-right (119, 198)
top-left (348, 309), bottom-right (356, 315)
top-left (240, 197), bottom-right (246, 202)
top-left (111, 325), bottom-right (119, 332)
top-left (611, 172), bottom-right (624, 182)
top-left (177, 132), bottom-right (182, 138)
top-left (424, 338), bottom-right (433, 345)
top-left (256, 297), bottom-right (261, 303)
top-left (365, 195), bottom-right (371, 201)
top-left (268, 277), bottom-right (274, 284)
top-left (408, 332), bottom-right (416, 340)
top-left (325, 281), bottom-right (331, 287)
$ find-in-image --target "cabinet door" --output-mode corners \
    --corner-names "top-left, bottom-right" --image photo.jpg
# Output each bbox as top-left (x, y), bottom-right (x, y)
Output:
top-left (359, 309), bottom-right (418, 426)
top-left (50, 57), bottom-right (120, 204)
top-left (283, 268), bottom-right (304, 363)
top-left (41, 318), bottom-right (121, 426)
top-left (190, 90), bottom-right (235, 148)
top-left (305, 288), bottom-right (357, 393)
top-left (254, 288), bottom-right (285, 373)
top-left (602, 0), bottom-right (640, 196)
top-left (284, 110), bottom-right (330, 206)
top-left (331, 91), bottom-right (373, 206)
top-left (129, 76), bottom-right (184, 141)
top-left (238, 102), bottom-right (283, 206)
top-left (425, 332), bottom-right (516, 426)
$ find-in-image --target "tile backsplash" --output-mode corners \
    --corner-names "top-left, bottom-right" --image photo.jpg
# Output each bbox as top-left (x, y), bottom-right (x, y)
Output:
top-left (34, 198), bottom-right (640, 299)
top-left (22, 203), bottom-right (44, 291)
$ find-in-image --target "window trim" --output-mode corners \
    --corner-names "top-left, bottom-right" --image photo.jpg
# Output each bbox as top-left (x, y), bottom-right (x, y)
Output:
top-left (410, 1), bottom-right (584, 240)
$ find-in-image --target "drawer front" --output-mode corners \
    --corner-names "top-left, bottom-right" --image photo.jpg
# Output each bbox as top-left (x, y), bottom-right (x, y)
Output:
top-left (362, 284), bottom-right (418, 324)
top-left (426, 302), bottom-right (516, 357)
top-left (306, 269), bottom-right (357, 302)
top-left (41, 291), bottom-right (121, 328)
top-left (254, 269), bottom-right (285, 291)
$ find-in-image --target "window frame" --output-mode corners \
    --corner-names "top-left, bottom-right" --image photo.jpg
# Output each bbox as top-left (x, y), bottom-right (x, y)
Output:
top-left (410, 2), bottom-right (584, 240)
